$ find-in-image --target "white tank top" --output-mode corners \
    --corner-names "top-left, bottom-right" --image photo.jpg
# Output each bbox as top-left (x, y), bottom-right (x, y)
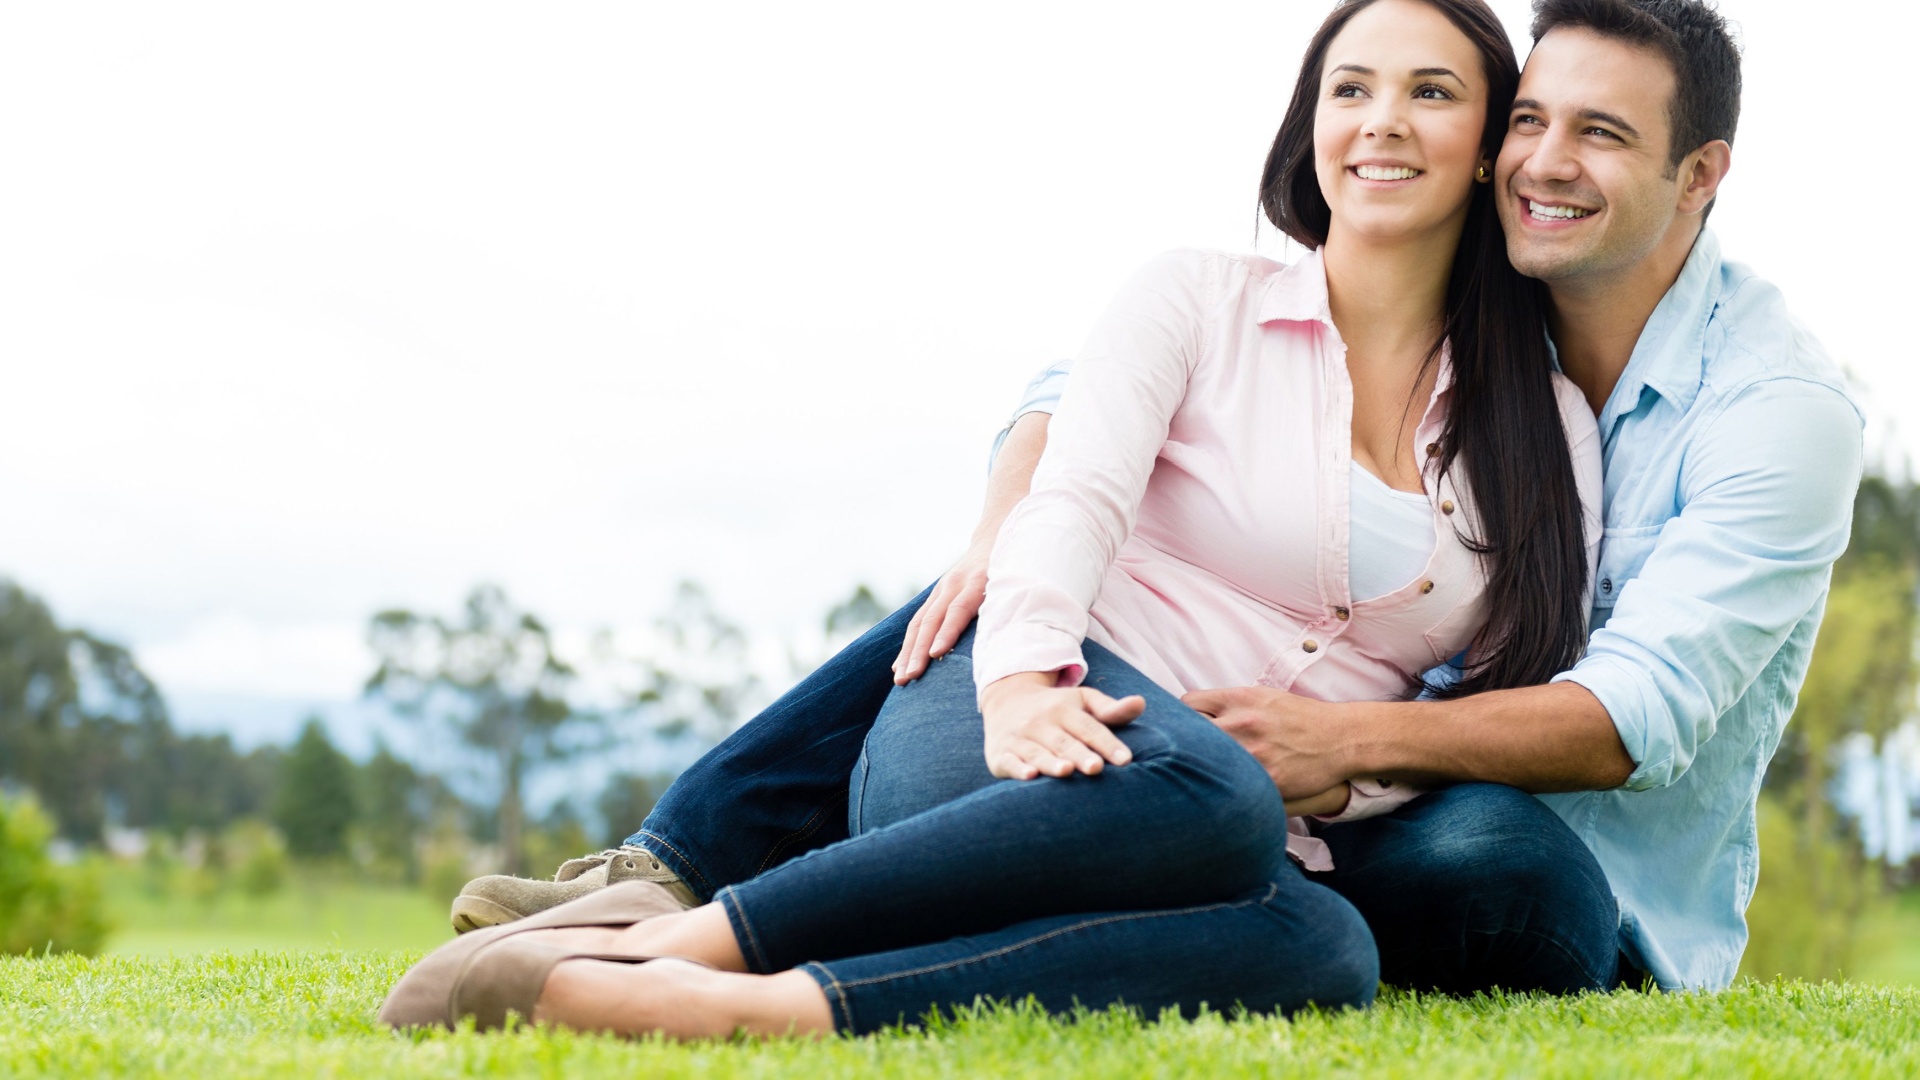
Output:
top-left (1348, 461), bottom-right (1436, 601)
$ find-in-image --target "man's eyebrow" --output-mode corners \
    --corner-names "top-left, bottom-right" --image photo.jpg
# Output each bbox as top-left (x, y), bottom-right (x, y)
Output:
top-left (1507, 99), bottom-right (1644, 139)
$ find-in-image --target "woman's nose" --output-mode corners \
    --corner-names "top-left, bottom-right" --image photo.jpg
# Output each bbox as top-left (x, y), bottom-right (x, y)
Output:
top-left (1361, 100), bottom-right (1411, 141)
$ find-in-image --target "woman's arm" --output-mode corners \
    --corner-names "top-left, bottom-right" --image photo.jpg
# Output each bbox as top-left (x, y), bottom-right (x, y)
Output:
top-left (893, 412), bottom-right (1050, 685)
top-left (973, 251), bottom-right (1215, 779)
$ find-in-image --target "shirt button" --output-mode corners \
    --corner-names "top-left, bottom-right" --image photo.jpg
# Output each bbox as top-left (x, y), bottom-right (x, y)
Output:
top-left (1334, 607), bottom-right (1350, 621)
top-left (1601, 578), bottom-right (1613, 594)
top-left (1440, 500), bottom-right (1455, 515)
top-left (1420, 580), bottom-right (1435, 595)
top-left (1302, 639), bottom-right (1319, 653)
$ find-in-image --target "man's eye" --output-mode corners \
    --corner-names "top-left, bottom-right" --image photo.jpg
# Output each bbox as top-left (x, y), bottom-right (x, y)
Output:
top-left (1511, 115), bottom-right (1543, 130)
top-left (1584, 127), bottom-right (1619, 140)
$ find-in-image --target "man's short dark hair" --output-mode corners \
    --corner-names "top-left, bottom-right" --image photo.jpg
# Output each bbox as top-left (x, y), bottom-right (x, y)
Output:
top-left (1531, 0), bottom-right (1742, 171)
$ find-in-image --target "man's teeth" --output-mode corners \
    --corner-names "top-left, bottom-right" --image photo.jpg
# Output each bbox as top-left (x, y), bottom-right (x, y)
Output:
top-left (1528, 201), bottom-right (1594, 220)
top-left (1355, 165), bottom-right (1420, 181)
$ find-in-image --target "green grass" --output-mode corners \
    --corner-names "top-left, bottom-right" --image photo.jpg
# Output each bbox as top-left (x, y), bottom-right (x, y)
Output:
top-left (2, 952), bottom-right (1917, 1079)
top-left (101, 874), bottom-right (454, 957)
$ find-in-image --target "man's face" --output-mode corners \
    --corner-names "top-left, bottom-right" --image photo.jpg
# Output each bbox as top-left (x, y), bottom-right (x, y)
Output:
top-left (1494, 28), bottom-right (1684, 284)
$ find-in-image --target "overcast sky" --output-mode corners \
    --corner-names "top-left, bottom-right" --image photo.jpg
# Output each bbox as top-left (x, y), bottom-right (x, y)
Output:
top-left (2, 1), bottom-right (1912, 753)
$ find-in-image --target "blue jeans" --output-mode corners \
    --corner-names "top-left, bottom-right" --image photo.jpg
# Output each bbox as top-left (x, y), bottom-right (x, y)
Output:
top-left (710, 625), bottom-right (1376, 1032)
top-left (632, 592), bottom-right (1622, 1014)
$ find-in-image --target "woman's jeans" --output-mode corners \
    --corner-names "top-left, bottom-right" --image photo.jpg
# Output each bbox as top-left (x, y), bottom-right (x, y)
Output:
top-left (705, 625), bottom-right (1378, 1033)
top-left (632, 589), bottom-right (1623, 1017)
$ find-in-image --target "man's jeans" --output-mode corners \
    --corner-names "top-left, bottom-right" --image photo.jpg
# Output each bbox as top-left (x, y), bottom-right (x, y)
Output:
top-left (706, 624), bottom-right (1375, 1032)
top-left (632, 591), bottom-right (1623, 1005)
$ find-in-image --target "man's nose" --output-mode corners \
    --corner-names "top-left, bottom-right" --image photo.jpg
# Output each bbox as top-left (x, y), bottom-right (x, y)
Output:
top-left (1523, 126), bottom-right (1582, 183)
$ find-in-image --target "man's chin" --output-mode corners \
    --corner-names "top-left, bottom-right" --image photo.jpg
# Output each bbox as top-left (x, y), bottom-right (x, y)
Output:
top-left (1504, 243), bottom-right (1587, 284)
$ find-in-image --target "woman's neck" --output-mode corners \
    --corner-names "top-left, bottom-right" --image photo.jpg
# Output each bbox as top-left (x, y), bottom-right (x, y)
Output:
top-left (1319, 224), bottom-right (1456, 361)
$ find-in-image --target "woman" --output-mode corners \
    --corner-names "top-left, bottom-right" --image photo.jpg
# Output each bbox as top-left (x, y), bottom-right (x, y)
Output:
top-left (382, 0), bottom-right (1600, 1038)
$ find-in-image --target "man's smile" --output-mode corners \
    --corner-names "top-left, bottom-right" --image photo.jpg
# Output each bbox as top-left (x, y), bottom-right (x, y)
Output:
top-left (1519, 195), bottom-right (1598, 226)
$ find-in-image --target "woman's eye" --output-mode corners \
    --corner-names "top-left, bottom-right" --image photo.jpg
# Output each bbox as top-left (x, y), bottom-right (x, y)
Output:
top-left (1415, 84), bottom-right (1455, 100)
top-left (1332, 82), bottom-right (1367, 98)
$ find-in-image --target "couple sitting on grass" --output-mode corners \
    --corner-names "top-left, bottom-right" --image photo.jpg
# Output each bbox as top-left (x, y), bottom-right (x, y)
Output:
top-left (382, 0), bottom-right (1862, 1038)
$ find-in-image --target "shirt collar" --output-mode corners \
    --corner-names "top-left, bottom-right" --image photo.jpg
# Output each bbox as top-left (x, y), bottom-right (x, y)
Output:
top-left (1257, 246), bottom-right (1456, 394)
top-left (1594, 228), bottom-right (1722, 429)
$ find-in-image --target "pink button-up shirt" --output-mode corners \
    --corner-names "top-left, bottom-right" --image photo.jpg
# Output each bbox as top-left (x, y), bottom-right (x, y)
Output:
top-left (973, 249), bottom-right (1603, 865)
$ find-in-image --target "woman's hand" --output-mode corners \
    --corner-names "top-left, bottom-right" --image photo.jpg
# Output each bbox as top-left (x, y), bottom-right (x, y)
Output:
top-left (979, 672), bottom-right (1143, 779)
top-left (893, 539), bottom-right (992, 685)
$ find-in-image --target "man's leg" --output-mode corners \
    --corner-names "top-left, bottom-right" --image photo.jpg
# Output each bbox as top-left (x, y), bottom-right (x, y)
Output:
top-left (452, 584), bottom-right (933, 931)
top-left (1312, 783), bottom-right (1621, 995)
top-left (628, 583), bottom-right (935, 902)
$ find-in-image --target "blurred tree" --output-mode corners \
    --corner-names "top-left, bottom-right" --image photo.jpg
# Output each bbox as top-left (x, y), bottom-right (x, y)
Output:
top-left (272, 717), bottom-right (357, 860)
top-left (597, 771), bottom-right (675, 839)
top-left (1745, 472), bottom-right (1920, 979)
top-left (631, 581), bottom-right (762, 745)
top-left (364, 585), bottom-right (604, 877)
top-left (356, 739), bottom-right (424, 879)
top-left (0, 577), bottom-right (278, 843)
top-left (0, 791), bottom-right (109, 955)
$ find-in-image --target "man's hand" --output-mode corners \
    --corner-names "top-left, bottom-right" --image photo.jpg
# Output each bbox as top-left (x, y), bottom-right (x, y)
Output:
top-left (1182, 686), bottom-right (1353, 799)
top-left (1284, 785), bottom-right (1352, 818)
top-left (893, 540), bottom-right (990, 685)
top-left (980, 672), bottom-right (1142, 780)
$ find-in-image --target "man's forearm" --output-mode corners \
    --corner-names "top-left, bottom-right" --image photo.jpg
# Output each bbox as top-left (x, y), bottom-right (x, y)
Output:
top-left (972, 412), bottom-right (1049, 547)
top-left (1345, 681), bottom-right (1635, 793)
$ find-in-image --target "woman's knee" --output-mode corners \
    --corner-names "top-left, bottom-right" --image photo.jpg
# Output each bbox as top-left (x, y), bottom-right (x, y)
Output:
top-left (1249, 879), bottom-right (1379, 1014)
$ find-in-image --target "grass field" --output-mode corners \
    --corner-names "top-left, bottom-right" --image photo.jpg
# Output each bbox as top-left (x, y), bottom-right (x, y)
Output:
top-left (14, 878), bottom-right (1905, 1077)
top-left (4, 951), bottom-right (1918, 1079)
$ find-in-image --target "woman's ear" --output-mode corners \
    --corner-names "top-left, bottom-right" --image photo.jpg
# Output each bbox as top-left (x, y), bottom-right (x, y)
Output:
top-left (1475, 158), bottom-right (1493, 183)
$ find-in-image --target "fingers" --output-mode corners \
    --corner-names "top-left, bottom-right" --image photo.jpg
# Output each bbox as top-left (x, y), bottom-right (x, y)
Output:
top-left (989, 738), bottom-right (1073, 780)
top-left (893, 584), bottom-right (951, 684)
top-left (1081, 688), bottom-right (1146, 727)
top-left (928, 574), bottom-right (985, 659)
top-left (1180, 687), bottom-right (1232, 717)
top-left (892, 604), bottom-right (932, 683)
top-left (1061, 712), bottom-right (1133, 767)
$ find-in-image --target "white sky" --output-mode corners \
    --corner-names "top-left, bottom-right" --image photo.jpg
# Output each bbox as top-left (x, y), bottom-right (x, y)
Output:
top-left (2, 1), bottom-right (1913, 750)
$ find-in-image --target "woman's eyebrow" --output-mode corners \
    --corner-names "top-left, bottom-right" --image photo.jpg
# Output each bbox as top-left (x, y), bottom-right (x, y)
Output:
top-left (1412, 67), bottom-right (1463, 81)
top-left (1329, 64), bottom-right (1374, 76)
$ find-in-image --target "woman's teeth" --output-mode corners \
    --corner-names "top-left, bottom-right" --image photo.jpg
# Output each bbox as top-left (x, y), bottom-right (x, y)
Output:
top-left (1354, 165), bottom-right (1420, 181)
top-left (1528, 201), bottom-right (1594, 221)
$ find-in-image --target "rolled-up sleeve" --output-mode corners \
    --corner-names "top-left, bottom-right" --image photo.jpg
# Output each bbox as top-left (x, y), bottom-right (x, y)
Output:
top-left (987, 359), bottom-right (1076, 468)
top-left (1555, 379), bottom-right (1862, 790)
top-left (971, 251), bottom-right (1210, 695)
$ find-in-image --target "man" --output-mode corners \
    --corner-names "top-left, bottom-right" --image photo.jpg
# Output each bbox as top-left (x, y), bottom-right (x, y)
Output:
top-left (457, 0), bottom-right (1861, 994)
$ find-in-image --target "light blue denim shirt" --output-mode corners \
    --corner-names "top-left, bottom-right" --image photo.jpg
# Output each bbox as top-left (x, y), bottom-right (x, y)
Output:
top-left (996, 230), bottom-right (1864, 990)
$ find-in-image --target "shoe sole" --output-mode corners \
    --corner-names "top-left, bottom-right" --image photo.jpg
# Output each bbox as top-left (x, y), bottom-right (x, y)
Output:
top-left (450, 894), bottom-right (524, 934)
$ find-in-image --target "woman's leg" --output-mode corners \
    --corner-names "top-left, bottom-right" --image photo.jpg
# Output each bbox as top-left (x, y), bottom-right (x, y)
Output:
top-left (616, 624), bottom-right (1292, 975)
top-left (630, 583), bottom-right (935, 899)
top-left (530, 864), bottom-right (1376, 1038)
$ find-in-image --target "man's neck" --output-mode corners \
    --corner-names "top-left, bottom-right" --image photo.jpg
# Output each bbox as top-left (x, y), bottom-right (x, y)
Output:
top-left (1547, 222), bottom-right (1703, 416)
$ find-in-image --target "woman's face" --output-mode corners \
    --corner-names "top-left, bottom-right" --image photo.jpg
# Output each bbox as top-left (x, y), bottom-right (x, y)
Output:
top-left (1313, 0), bottom-right (1490, 247)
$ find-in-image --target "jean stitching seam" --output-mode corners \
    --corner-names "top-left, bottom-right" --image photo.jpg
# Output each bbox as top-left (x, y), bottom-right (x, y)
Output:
top-left (813, 963), bottom-right (855, 1031)
top-left (636, 830), bottom-right (713, 892)
top-left (756, 801), bottom-right (835, 876)
top-left (831, 894), bottom-right (1268, 990)
top-left (718, 888), bottom-right (773, 974)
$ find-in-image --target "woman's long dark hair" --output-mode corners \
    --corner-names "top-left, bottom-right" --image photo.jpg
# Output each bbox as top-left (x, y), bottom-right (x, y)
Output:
top-left (1259, 0), bottom-right (1589, 696)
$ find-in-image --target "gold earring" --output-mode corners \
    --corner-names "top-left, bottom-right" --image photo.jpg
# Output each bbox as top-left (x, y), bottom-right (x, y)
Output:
top-left (1476, 165), bottom-right (1490, 181)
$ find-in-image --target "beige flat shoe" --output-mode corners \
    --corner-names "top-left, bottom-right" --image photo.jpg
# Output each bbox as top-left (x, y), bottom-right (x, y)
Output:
top-left (380, 880), bottom-right (692, 1030)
